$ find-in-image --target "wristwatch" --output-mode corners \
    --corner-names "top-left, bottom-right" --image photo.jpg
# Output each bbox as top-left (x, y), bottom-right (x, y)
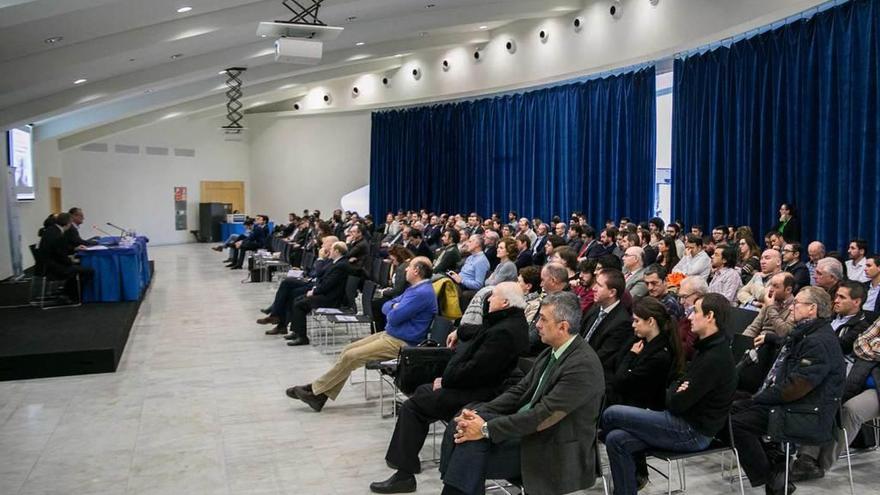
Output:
top-left (480, 422), bottom-right (490, 439)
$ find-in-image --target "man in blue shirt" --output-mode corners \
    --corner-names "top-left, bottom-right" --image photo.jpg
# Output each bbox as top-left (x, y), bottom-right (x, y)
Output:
top-left (448, 234), bottom-right (490, 291)
top-left (286, 256), bottom-right (438, 412)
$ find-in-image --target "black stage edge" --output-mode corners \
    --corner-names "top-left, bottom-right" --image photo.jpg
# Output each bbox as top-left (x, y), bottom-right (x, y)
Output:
top-left (0, 261), bottom-right (153, 381)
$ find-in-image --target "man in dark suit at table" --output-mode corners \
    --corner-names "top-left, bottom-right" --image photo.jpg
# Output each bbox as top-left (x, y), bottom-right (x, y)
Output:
top-left (38, 212), bottom-right (94, 302)
top-left (65, 207), bottom-right (98, 251)
top-left (286, 241), bottom-right (352, 346)
top-left (580, 268), bottom-right (633, 384)
top-left (437, 291), bottom-right (604, 495)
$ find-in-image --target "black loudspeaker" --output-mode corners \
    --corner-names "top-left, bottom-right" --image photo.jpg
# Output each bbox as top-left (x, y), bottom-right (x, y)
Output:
top-left (199, 202), bottom-right (227, 242)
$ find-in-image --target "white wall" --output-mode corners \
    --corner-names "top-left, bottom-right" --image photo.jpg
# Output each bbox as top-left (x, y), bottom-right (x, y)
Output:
top-left (61, 117), bottom-right (250, 246)
top-left (247, 112), bottom-right (372, 222)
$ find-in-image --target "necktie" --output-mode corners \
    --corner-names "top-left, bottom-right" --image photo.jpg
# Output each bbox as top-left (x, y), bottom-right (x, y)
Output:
top-left (519, 353), bottom-right (559, 412)
top-left (584, 309), bottom-right (607, 341)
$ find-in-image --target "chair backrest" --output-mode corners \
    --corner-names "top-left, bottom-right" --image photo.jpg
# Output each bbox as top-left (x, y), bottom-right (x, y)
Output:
top-left (727, 307), bottom-right (759, 335)
top-left (344, 275), bottom-right (361, 309)
top-left (301, 250), bottom-right (316, 271)
top-left (429, 316), bottom-right (454, 345)
top-left (29, 244), bottom-right (45, 276)
top-left (378, 259), bottom-right (392, 287)
top-left (730, 333), bottom-right (754, 362)
top-left (361, 280), bottom-right (378, 318)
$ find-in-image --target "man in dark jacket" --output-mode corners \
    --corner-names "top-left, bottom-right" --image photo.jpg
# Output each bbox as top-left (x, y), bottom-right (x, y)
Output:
top-left (437, 292), bottom-right (604, 495)
top-left (38, 212), bottom-right (95, 301)
top-left (731, 286), bottom-right (846, 495)
top-left (602, 293), bottom-right (737, 495)
top-left (827, 281), bottom-right (872, 356)
top-left (580, 268), bottom-right (633, 382)
top-left (229, 215), bottom-right (269, 269)
top-left (64, 207), bottom-right (98, 251)
top-left (286, 242), bottom-right (352, 346)
top-left (781, 242), bottom-right (811, 294)
top-left (369, 281), bottom-right (529, 493)
top-left (433, 229), bottom-right (462, 275)
top-left (346, 224), bottom-right (369, 271)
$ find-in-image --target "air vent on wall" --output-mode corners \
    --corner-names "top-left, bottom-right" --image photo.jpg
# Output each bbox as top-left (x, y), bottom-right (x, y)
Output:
top-left (174, 148), bottom-right (196, 157)
top-left (145, 146), bottom-right (169, 156)
top-left (80, 143), bottom-right (108, 152)
top-left (114, 144), bottom-right (139, 154)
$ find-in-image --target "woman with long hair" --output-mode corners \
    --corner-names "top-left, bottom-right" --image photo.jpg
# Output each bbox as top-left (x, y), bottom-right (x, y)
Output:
top-left (656, 235), bottom-right (680, 273)
top-left (736, 236), bottom-right (761, 285)
top-left (607, 296), bottom-right (685, 491)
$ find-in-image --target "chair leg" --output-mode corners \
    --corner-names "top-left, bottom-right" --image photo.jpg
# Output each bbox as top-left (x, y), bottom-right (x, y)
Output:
top-left (732, 447), bottom-right (746, 495)
top-left (601, 474), bottom-right (609, 495)
top-left (666, 459), bottom-right (672, 495)
top-left (783, 442), bottom-right (790, 495)
top-left (843, 427), bottom-right (854, 495)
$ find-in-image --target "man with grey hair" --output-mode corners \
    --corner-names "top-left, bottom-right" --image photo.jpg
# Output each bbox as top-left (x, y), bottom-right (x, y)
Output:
top-left (438, 291), bottom-right (604, 495)
top-left (806, 241), bottom-right (826, 285)
top-left (622, 246), bottom-right (648, 298)
top-left (371, 281), bottom-right (529, 494)
top-left (814, 257), bottom-right (844, 297)
top-left (732, 285), bottom-right (845, 495)
top-left (447, 234), bottom-right (490, 291)
top-left (525, 263), bottom-right (571, 356)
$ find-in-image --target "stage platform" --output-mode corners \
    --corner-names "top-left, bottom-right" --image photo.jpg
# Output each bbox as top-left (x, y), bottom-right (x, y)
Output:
top-left (0, 263), bottom-right (152, 381)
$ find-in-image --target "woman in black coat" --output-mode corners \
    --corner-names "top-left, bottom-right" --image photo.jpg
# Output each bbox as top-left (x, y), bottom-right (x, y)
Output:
top-left (607, 296), bottom-right (685, 488)
top-left (774, 202), bottom-right (801, 244)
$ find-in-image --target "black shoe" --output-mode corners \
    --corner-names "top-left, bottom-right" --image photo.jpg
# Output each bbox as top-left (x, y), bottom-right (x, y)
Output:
top-left (287, 337), bottom-right (310, 346)
top-left (386, 460), bottom-right (421, 475)
top-left (789, 457), bottom-right (824, 482)
top-left (212, 246), bottom-right (224, 252)
top-left (765, 471), bottom-right (797, 495)
top-left (636, 473), bottom-right (649, 490)
top-left (260, 307), bottom-right (272, 314)
top-left (283, 333), bottom-right (297, 340)
top-left (265, 325), bottom-right (286, 335)
top-left (289, 386), bottom-right (327, 412)
top-left (370, 471), bottom-right (417, 493)
top-left (229, 265), bottom-right (242, 270)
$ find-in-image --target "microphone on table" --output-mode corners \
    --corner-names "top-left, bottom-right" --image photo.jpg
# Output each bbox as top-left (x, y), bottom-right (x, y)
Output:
top-left (93, 225), bottom-right (113, 237)
top-left (106, 222), bottom-right (131, 235)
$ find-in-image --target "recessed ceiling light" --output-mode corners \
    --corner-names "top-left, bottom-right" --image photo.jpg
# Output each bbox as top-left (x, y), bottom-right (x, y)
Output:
top-left (218, 70), bottom-right (227, 75)
top-left (260, 34), bottom-right (267, 38)
top-left (44, 36), bottom-right (64, 45)
top-left (479, 25), bottom-right (488, 30)
top-left (176, 6), bottom-right (192, 13)
top-left (355, 42), bottom-right (365, 46)
top-left (419, 31), bottom-right (428, 37)
top-left (170, 53), bottom-right (183, 60)
top-left (73, 78), bottom-right (87, 85)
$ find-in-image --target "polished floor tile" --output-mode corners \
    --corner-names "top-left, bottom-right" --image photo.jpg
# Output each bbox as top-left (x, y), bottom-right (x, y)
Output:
top-left (0, 243), bottom-right (876, 494)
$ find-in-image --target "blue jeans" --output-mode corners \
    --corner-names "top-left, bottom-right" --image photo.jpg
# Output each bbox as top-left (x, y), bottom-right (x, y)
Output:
top-left (602, 405), bottom-right (712, 495)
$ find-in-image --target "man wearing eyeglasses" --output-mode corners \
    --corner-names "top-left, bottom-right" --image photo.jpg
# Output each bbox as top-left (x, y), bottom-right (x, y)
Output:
top-left (731, 286), bottom-right (845, 495)
top-left (781, 243), bottom-right (811, 294)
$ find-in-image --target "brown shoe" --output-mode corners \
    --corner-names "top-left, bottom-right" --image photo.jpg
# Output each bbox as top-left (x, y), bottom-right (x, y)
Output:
top-left (211, 246), bottom-right (224, 252)
top-left (257, 316), bottom-right (280, 325)
top-left (265, 325), bottom-right (286, 335)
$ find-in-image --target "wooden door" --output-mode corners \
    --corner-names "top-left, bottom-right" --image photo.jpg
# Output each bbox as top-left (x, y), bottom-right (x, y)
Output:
top-left (49, 176), bottom-right (62, 214)
top-left (200, 181), bottom-right (245, 212)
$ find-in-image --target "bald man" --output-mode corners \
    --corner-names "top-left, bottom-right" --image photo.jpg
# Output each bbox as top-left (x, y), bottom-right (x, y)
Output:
top-left (737, 249), bottom-right (782, 310)
top-left (622, 246), bottom-right (647, 298)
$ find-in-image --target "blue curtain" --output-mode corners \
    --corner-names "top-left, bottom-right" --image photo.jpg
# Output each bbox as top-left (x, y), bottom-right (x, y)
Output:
top-left (370, 66), bottom-right (656, 223)
top-left (672, 0), bottom-right (880, 251)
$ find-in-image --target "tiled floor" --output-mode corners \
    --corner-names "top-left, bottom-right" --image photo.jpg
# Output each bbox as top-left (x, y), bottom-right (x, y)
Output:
top-left (0, 243), bottom-right (876, 494)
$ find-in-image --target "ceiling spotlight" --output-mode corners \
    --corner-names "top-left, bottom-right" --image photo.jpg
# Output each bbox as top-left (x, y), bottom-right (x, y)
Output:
top-left (411, 67), bottom-right (422, 80)
top-left (44, 36), bottom-right (64, 45)
top-left (323, 93), bottom-right (332, 104)
top-left (473, 48), bottom-right (483, 61)
top-left (176, 6), bottom-right (192, 13)
top-left (573, 17), bottom-right (583, 31)
top-left (649, 0), bottom-right (660, 5)
top-left (73, 78), bottom-right (87, 85)
top-left (425, 3), bottom-right (436, 8)
top-left (356, 42), bottom-right (365, 46)
top-left (293, 103), bottom-right (301, 110)
top-left (479, 25), bottom-right (488, 30)
top-left (610, 0), bottom-right (623, 19)
top-left (505, 39), bottom-right (516, 54)
top-left (539, 29), bottom-right (548, 42)
top-left (170, 53), bottom-right (183, 60)
top-left (352, 86), bottom-right (360, 97)
top-left (441, 59), bottom-right (450, 71)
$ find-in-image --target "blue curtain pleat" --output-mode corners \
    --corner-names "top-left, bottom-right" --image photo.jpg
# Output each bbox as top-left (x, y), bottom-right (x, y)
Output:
top-left (369, 66), bottom-right (656, 223)
top-left (672, 0), bottom-right (880, 251)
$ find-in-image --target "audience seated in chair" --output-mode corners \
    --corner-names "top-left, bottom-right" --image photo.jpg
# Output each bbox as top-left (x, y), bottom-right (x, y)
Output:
top-left (285, 241), bottom-right (352, 346)
top-left (737, 249), bottom-right (783, 310)
top-left (672, 234), bottom-right (712, 279)
top-left (742, 272), bottom-right (796, 339)
top-left (602, 293), bottom-right (737, 495)
top-left (438, 292), bottom-right (604, 495)
top-left (525, 263), bottom-right (570, 357)
top-left (432, 229), bottom-right (462, 275)
top-left (622, 246), bottom-right (648, 298)
top-left (258, 236), bottom-right (337, 335)
top-left (781, 242), bottom-right (811, 293)
top-left (286, 256), bottom-right (437, 412)
top-left (370, 281), bottom-right (529, 494)
top-left (814, 256), bottom-right (844, 298)
top-left (372, 246), bottom-right (414, 333)
top-left (863, 254), bottom-right (880, 317)
top-left (228, 215), bottom-right (270, 269)
top-left (730, 286), bottom-right (845, 495)
top-left (707, 245), bottom-right (743, 303)
top-left (346, 224), bottom-right (370, 271)
top-left (446, 234), bottom-right (490, 296)
top-left (580, 268), bottom-right (634, 383)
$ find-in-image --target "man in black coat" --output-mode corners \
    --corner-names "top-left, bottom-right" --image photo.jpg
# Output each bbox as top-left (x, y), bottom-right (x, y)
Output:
top-left (38, 212), bottom-right (94, 301)
top-left (346, 224), bottom-right (369, 271)
top-left (862, 255), bottom-right (880, 317)
top-left (369, 282), bottom-right (529, 493)
top-left (731, 286), bottom-right (846, 495)
top-left (580, 268), bottom-right (633, 382)
top-left (229, 215), bottom-right (269, 269)
top-left (782, 242), bottom-right (811, 293)
top-left (404, 229), bottom-right (433, 261)
top-left (64, 207), bottom-right (98, 251)
top-left (286, 242), bottom-right (351, 346)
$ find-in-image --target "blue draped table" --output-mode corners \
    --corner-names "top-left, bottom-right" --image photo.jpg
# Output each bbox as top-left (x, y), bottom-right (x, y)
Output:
top-left (77, 236), bottom-right (151, 302)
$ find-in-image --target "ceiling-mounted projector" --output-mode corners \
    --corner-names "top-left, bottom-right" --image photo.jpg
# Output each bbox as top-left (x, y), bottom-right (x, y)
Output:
top-left (257, 0), bottom-right (343, 65)
top-left (274, 38), bottom-right (323, 64)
